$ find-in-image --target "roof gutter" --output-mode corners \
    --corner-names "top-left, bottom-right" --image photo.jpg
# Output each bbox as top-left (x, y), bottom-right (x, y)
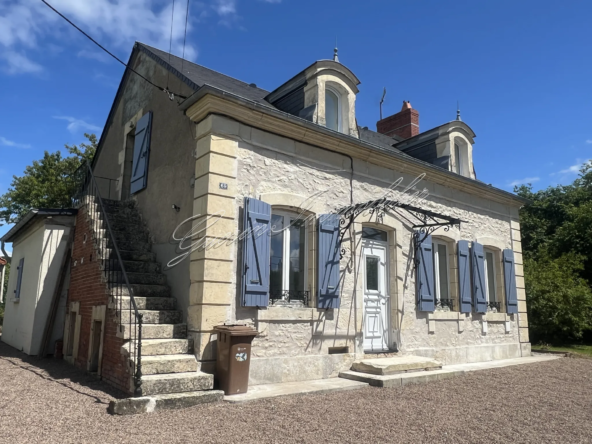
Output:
top-left (1, 209), bottom-right (78, 244)
top-left (180, 86), bottom-right (529, 206)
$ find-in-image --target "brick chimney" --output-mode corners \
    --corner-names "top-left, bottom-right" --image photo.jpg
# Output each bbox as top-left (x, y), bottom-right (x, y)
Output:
top-left (376, 101), bottom-right (419, 139)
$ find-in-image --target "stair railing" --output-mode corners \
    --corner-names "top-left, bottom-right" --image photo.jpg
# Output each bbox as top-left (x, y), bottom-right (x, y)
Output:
top-left (74, 162), bottom-right (143, 396)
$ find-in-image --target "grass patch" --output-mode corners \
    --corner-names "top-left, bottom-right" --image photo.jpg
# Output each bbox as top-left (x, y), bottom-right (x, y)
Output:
top-left (532, 344), bottom-right (592, 357)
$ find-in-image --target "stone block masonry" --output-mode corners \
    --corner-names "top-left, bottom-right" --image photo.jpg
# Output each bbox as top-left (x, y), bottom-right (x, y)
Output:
top-left (67, 205), bottom-right (131, 395)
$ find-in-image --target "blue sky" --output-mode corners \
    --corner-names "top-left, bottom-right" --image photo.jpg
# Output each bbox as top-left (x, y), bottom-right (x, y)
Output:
top-left (1, 0), bottom-right (591, 248)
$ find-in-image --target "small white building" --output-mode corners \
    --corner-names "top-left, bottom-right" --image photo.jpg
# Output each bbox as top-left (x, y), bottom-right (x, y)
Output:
top-left (0, 209), bottom-right (76, 355)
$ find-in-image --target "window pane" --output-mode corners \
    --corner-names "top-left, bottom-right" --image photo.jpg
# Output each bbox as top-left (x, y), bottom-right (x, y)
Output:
top-left (362, 227), bottom-right (387, 242)
top-left (437, 244), bottom-right (449, 299)
top-left (270, 214), bottom-right (284, 294)
top-left (366, 256), bottom-right (379, 291)
top-left (486, 251), bottom-right (496, 302)
top-left (455, 144), bottom-right (461, 174)
top-left (289, 218), bottom-right (306, 293)
top-left (325, 89), bottom-right (339, 131)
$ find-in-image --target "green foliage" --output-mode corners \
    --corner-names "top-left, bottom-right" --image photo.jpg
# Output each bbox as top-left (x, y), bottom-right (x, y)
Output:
top-left (0, 134), bottom-right (97, 226)
top-left (516, 160), bottom-right (592, 344)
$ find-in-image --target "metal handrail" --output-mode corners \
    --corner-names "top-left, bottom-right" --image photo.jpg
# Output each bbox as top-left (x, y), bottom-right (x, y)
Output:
top-left (74, 162), bottom-right (143, 396)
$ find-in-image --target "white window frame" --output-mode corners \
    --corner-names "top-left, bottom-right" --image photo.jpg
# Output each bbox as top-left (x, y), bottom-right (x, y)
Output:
top-left (325, 86), bottom-right (342, 132)
top-left (270, 211), bottom-right (309, 302)
top-left (432, 240), bottom-right (451, 305)
top-left (484, 248), bottom-right (497, 304)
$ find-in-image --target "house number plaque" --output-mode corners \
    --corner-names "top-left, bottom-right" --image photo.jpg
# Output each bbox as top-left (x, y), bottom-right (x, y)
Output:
top-left (219, 182), bottom-right (228, 190)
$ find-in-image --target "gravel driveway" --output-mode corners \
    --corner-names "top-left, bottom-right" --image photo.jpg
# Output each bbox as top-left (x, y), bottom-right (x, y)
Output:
top-left (1, 340), bottom-right (591, 444)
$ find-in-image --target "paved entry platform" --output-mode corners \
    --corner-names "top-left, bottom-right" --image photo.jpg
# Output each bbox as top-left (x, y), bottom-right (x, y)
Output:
top-left (340, 354), bottom-right (561, 387)
top-left (224, 378), bottom-right (368, 403)
top-left (225, 355), bottom-right (562, 403)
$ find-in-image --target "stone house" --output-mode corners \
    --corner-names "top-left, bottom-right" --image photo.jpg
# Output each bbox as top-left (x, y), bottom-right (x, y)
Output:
top-left (48, 42), bottom-right (529, 403)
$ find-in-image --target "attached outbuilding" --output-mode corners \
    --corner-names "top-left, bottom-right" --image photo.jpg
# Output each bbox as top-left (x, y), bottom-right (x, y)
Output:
top-left (0, 209), bottom-right (76, 355)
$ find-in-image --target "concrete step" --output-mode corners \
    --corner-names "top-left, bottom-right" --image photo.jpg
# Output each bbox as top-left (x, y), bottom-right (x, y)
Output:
top-left (120, 323), bottom-right (187, 340)
top-left (139, 372), bottom-right (214, 396)
top-left (117, 250), bottom-right (157, 263)
top-left (126, 272), bottom-right (167, 286)
top-left (116, 296), bottom-right (175, 311)
top-left (351, 356), bottom-right (442, 376)
top-left (107, 237), bottom-right (151, 253)
top-left (141, 354), bottom-right (198, 375)
top-left (108, 390), bottom-right (224, 415)
top-left (126, 338), bottom-right (192, 356)
top-left (339, 368), bottom-right (464, 388)
top-left (121, 260), bottom-right (161, 274)
top-left (110, 229), bottom-right (150, 246)
top-left (135, 309), bottom-right (182, 324)
top-left (109, 283), bottom-right (170, 298)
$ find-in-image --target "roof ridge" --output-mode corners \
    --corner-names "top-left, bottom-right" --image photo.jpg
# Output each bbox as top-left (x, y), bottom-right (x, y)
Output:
top-left (136, 42), bottom-right (269, 94)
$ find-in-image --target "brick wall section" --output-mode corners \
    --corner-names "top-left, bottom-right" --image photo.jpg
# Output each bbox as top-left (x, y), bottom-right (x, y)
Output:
top-left (67, 205), bottom-right (131, 395)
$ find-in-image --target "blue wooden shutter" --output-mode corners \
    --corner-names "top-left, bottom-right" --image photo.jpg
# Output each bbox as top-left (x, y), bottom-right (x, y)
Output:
top-left (130, 112), bottom-right (153, 194)
top-left (416, 234), bottom-right (435, 312)
top-left (241, 197), bottom-right (271, 307)
top-left (14, 257), bottom-right (24, 299)
top-left (317, 214), bottom-right (341, 309)
top-left (503, 249), bottom-right (518, 314)
top-left (457, 240), bottom-right (472, 313)
top-left (471, 242), bottom-right (487, 313)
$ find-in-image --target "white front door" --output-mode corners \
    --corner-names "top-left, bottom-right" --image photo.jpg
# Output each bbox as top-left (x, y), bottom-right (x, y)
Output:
top-left (363, 241), bottom-right (390, 352)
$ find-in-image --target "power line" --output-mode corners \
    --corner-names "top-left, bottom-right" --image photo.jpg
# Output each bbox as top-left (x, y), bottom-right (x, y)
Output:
top-left (40, 0), bottom-right (187, 100)
top-left (181, 0), bottom-right (191, 75)
top-left (167, 0), bottom-right (176, 89)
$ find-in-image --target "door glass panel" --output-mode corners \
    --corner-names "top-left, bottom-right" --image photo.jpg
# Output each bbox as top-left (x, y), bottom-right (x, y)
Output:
top-left (436, 243), bottom-right (449, 299)
top-left (289, 218), bottom-right (306, 293)
top-left (486, 251), bottom-right (496, 301)
top-left (325, 89), bottom-right (339, 131)
top-left (270, 214), bottom-right (284, 294)
top-left (362, 227), bottom-right (387, 242)
top-left (366, 256), bottom-right (379, 291)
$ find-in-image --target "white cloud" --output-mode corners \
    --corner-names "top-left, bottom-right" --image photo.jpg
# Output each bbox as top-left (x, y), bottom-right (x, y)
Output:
top-left (586, 140), bottom-right (592, 144)
top-left (508, 177), bottom-right (540, 187)
top-left (550, 159), bottom-right (591, 177)
top-left (0, 136), bottom-right (31, 149)
top-left (53, 116), bottom-right (102, 134)
top-left (0, 50), bottom-right (43, 74)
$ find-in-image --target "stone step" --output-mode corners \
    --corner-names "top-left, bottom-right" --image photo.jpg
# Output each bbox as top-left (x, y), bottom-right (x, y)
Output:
top-left (125, 272), bottom-right (167, 286)
top-left (99, 212), bottom-right (143, 227)
top-left (351, 356), bottom-right (442, 376)
top-left (135, 309), bottom-right (182, 324)
top-left (140, 354), bottom-right (198, 375)
top-left (116, 296), bottom-right (175, 310)
top-left (108, 390), bottom-right (224, 415)
top-left (107, 237), bottom-right (151, 253)
top-left (120, 260), bottom-right (161, 274)
top-left (339, 368), bottom-right (465, 388)
top-left (125, 338), bottom-right (192, 356)
top-left (139, 372), bottom-right (214, 396)
top-left (109, 283), bottom-right (170, 298)
top-left (117, 250), bottom-right (157, 263)
top-left (119, 323), bottom-right (187, 340)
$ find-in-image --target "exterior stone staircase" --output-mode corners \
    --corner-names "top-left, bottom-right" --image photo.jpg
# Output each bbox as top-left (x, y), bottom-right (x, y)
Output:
top-left (89, 198), bottom-right (223, 414)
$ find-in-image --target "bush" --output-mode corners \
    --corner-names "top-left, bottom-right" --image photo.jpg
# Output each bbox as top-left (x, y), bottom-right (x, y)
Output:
top-left (525, 251), bottom-right (592, 343)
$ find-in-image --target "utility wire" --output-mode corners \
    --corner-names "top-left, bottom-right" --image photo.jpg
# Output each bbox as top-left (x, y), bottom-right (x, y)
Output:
top-left (166, 0), bottom-right (176, 89)
top-left (181, 0), bottom-right (191, 75)
top-left (40, 0), bottom-right (187, 100)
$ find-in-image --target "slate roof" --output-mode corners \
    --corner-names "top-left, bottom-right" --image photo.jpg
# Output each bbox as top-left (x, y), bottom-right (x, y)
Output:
top-left (137, 43), bottom-right (273, 108)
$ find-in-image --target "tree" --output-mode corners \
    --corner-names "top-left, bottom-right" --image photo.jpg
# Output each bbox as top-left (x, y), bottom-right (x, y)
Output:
top-left (0, 133), bottom-right (97, 226)
top-left (515, 160), bottom-right (592, 343)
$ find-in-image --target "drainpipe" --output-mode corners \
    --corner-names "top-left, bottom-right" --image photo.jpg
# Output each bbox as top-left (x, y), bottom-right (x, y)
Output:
top-left (1, 241), bottom-right (9, 264)
top-left (0, 263), bottom-right (5, 304)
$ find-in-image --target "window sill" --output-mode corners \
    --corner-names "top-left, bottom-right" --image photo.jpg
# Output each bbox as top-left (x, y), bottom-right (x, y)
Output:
top-left (10, 298), bottom-right (19, 303)
top-left (483, 313), bottom-right (508, 322)
top-left (429, 312), bottom-right (460, 321)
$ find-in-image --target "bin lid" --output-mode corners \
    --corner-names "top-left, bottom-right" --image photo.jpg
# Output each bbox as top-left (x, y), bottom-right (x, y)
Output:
top-left (213, 324), bottom-right (259, 336)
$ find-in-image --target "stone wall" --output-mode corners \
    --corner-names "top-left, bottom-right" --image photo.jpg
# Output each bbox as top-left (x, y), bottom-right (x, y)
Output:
top-left (186, 114), bottom-right (529, 382)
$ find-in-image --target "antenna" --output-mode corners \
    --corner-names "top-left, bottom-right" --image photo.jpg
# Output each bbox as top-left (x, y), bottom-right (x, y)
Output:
top-left (379, 87), bottom-right (387, 120)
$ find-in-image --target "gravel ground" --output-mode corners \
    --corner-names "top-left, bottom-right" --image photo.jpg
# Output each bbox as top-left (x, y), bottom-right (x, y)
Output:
top-left (1, 341), bottom-right (591, 444)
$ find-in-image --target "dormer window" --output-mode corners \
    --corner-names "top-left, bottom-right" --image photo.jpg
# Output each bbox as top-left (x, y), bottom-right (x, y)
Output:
top-left (454, 143), bottom-right (462, 174)
top-left (325, 87), bottom-right (341, 132)
top-left (453, 136), bottom-right (470, 177)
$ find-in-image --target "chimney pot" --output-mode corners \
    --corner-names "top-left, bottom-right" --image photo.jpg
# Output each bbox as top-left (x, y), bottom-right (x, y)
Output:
top-left (376, 100), bottom-right (419, 140)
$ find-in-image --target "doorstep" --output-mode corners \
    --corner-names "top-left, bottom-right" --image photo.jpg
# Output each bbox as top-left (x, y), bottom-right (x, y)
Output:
top-left (339, 355), bottom-right (562, 388)
top-left (224, 378), bottom-right (368, 403)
